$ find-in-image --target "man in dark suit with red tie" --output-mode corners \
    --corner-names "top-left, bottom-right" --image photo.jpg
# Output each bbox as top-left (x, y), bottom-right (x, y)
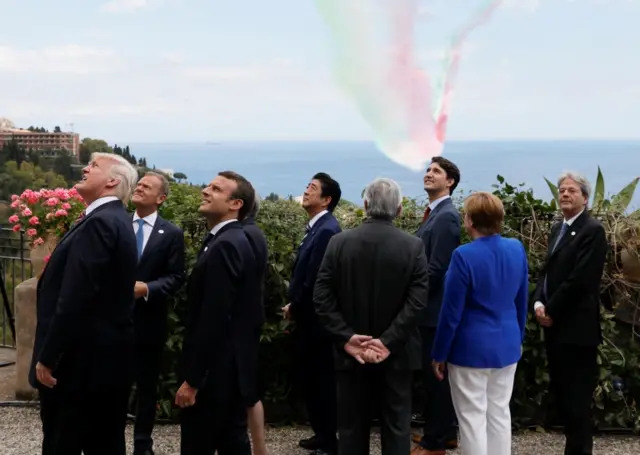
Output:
top-left (130, 172), bottom-right (186, 455)
top-left (30, 152), bottom-right (140, 455)
top-left (283, 172), bottom-right (342, 455)
top-left (412, 157), bottom-right (461, 455)
top-left (176, 171), bottom-right (259, 455)
top-left (532, 171), bottom-right (608, 455)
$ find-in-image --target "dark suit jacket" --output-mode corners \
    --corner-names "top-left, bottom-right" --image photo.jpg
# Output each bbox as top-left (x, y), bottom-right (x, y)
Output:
top-left (314, 218), bottom-right (429, 370)
top-left (29, 200), bottom-right (138, 393)
top-left (134, 214), bottom-right (186, 345)
top-left (532, 211), bottom-right (608, 346)
top-left (288, 211), bottom-right (341, 328)
top-left (416, 198), bottom-right (461, 327)
top-left (180, 221), bottom-right (260, 399)
top-left (242, 216), bottom-right (268, 328)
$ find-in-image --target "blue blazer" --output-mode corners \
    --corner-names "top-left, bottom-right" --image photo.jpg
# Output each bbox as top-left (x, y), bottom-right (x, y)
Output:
top-left (432, 235), bottom-right (529, 369)
top-left (288, 212), bottom-right (341, 326)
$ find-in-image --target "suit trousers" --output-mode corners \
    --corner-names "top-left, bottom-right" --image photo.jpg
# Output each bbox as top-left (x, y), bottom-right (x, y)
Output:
top-left (39, 385), bottom-right (130, 455)
top-left (179, 383), bottom-right (251, 455)
top-left (294, 323), bottom-right (338, 451)
top-left (336, 366), bottom-right (412, 455)
top-left (419, 327), bottom-right (457, 450)
top-left (133, 342), bottom-right (165, 452)
top-left (447, 362), bottom-right (518, 455)
top-left (546, 344), bottom-right (598, 455)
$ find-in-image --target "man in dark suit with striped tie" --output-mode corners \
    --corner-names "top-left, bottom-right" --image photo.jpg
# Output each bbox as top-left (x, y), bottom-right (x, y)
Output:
top-left (130, 172), bottom-right (186, 455)
top-left (412, 157), bottom-right (461, 455)
top-left (283, 172), bottom-right (342, 455)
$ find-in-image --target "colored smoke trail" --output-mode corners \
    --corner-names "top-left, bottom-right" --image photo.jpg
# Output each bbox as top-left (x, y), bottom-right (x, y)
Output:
top-left (316, 0), bottom-right (502, 172)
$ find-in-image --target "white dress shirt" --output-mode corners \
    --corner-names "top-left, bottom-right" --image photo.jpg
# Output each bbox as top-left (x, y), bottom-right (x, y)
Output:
top-left (534, 209), bottom-right (585, 310)
top-left (84, 196), bottom-right (119, 215)
top-left (428, 194), bottom-right (451, 211)
top-left (308, 210), bottom-right (328, 229)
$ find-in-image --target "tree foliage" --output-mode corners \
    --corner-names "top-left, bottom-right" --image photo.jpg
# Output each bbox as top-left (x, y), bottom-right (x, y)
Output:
top-left (150, 175), bottom-right (640, 432)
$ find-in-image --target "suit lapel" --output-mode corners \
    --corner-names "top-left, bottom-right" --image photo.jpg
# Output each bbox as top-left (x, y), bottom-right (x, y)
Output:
top-left (548, 211), bottom-right (589, 259)
top-left (194, 221), bottom-right (240, 266)
top-left (418, 198), bottom-right (451, 234)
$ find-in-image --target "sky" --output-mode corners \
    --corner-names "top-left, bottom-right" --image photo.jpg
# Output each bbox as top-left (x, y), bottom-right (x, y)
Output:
top-left (1, 0), bottom-right (639, 143)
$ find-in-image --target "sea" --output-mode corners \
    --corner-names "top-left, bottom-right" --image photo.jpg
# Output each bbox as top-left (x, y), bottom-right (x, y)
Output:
top-left (129, 140), bottom-right (640, 210)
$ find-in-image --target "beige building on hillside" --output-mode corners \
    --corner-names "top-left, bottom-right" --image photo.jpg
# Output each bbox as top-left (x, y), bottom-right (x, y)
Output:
top-left (0, 118), bottom-right (80, 157)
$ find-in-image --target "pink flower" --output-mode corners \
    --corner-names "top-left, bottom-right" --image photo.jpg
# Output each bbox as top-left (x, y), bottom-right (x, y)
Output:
top-left (46, 197), bottom-right (59, 207)
top-left (62, 203), bottom-right (71, 210)
top-left (22, 208), bottom-right (32, 217)
top-left (10, 199), bottom-right (20, 208)
top-left (10, 194), bottom-right (19, 201)
top-left (54, 209), bottom-right (68, 217)
top-left (8, 215), bottom-right (19, 224)
top-left (26, 228), bottom-right (37, 237)
top-left (46, 212), bottom-right (55, 220)
top-left (43, 254), bottom-right (51, 263)
top-left (28, 216), bottom-right (40, 225)
top-left (33, 237), bottom-right (44, 246)
top-left (12, 224), bottom-right (21, 232)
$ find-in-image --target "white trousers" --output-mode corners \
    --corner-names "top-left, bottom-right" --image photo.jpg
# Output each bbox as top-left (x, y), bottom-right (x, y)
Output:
top-left (448, 362), bottom-right (518, 455)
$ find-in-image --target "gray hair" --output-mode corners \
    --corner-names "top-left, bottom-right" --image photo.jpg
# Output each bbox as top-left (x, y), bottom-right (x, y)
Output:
top-left (363, 178), bottom-right (402, 219)
top-left (91, 152), bottom-right (139, 204)
top-left (557, 171), bottom-right (592, 201)
top-left (247, 190), bottom-right (260, 219)
top-left (144, 171), bottom-right (170, 197)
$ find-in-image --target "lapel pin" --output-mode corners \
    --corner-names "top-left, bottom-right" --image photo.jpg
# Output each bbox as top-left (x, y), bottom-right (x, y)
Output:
top-left (158, 230), bottom-right (164, 234)
top-left (204, 246), bottom-right (208, 252)
top-left (571, 231), bottom-right (576, 236)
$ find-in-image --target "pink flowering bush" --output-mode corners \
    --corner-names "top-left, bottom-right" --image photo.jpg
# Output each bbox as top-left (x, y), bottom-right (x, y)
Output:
top-left (9, 187), bottom-right (87, 249)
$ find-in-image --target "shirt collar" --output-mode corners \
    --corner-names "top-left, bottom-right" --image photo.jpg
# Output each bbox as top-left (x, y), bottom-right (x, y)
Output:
top-left (85, 196), bottom-right (119, 215)
top-left (564, 209), bottom-right (584, 226)
top-left (308, 210), bottom-right (328, 228)
top-left (133, 210), bottom-right (158, 227)
top-left (209, 219), bottom-right (237, 236)
top-left (428, 194), bottom-right (451, 211)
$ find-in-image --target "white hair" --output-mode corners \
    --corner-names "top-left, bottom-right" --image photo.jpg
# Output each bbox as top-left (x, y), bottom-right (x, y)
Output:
top-left (363, 178), bottom-right (402, 219)
top-left (247, 190), bottom-right (260, 219)
top-left (91, 152), bottom-right (139, 204)
top-left (557, 170), bottom-right (592, 201)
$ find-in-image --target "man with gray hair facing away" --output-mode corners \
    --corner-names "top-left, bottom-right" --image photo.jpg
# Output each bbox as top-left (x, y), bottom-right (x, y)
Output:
top-left (30, 152), bottom-right (140, 455)
top-left (532, 171), bottom-right (608, 455)
top-left (314, 177), bottom-right (429, 455)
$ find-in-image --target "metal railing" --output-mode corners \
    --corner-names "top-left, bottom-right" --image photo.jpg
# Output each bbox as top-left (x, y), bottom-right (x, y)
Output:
top-left (0, 227), bottom-right (33, 348)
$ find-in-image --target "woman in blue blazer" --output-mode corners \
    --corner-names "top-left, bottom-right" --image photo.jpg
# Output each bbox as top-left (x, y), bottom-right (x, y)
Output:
top-left (431, 192), bottom-right (529, 455)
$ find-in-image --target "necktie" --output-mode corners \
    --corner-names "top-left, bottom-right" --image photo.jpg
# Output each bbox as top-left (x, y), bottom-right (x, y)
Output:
top-left (299, 224), bottom-right (311, 247)
top-left (551, 222), bottom-right (569, 252)
top-left (422, 206), bottom-right (432, 223)
top-left (135, 219), bottom-right (145, 258)
top-left (543, 222), bottom-right (569, 298)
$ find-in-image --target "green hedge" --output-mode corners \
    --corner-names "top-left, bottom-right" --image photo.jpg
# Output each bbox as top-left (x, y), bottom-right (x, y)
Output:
top-left (151, 177), bottom-right (640, 433)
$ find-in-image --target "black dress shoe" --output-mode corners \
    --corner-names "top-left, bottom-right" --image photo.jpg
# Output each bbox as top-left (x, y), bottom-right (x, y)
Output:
top-left (311, 449), bottom-right (335, 455)
top-left (299, 435), bottom-right (321, 450)
top-left (133, 449), bottom-right (154, 455)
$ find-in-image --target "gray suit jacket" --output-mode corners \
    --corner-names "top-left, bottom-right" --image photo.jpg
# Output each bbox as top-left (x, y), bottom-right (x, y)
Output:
top-left (313, 217), bottom-right (429, 370)
top-left (416, 198), bottom-right (461, 327)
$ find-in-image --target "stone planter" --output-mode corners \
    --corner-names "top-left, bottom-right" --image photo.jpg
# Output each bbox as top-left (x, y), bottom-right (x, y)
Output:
top-left (621, 247), bottom-right (640, 283)
top-left (29, 231), bottom-right (57, 277)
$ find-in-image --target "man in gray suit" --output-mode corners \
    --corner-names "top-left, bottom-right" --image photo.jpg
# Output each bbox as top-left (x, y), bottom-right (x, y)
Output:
top-left (413, 156), bottom-right (461, 455)
top-left (314, 177), bottom-right (429, 455)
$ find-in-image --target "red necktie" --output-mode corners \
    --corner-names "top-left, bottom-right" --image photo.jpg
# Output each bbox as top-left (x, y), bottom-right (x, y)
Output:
top-left (422, 206), bottom-right (431, 223)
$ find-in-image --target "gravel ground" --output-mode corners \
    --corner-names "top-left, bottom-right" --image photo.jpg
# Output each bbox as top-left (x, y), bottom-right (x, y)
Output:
top-left (0, 407), bottom-right (638, 454)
